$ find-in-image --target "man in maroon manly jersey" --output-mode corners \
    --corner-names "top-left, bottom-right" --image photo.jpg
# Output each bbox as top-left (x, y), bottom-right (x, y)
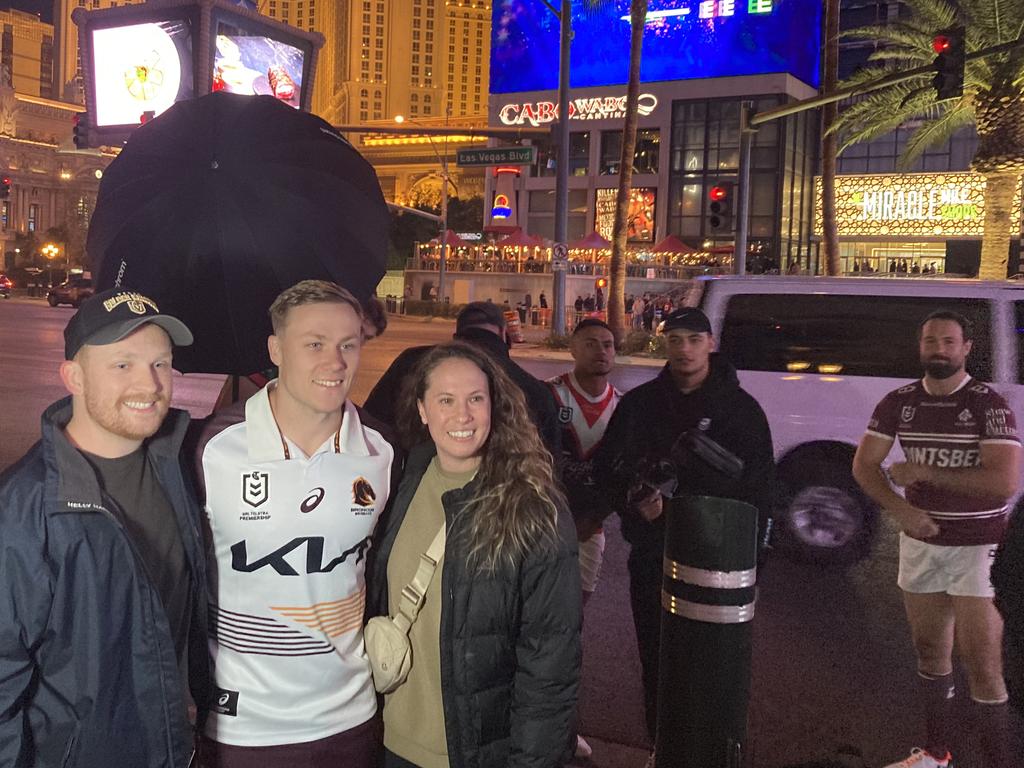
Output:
top-left (854, 310), bottom-right (1022, 768)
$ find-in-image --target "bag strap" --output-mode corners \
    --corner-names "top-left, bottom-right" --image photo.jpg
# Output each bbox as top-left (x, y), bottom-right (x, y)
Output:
top-left (393, 523), bottom-right (446, 633)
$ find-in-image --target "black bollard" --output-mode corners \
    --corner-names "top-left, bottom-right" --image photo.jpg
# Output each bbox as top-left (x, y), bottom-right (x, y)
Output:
top-left (656, 494), bottom-right (759, 768)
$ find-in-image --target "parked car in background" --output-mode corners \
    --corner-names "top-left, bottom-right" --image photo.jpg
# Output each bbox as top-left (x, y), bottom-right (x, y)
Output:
top-left (47, 275), bottom-right (93, 307)
top-left (691, 275), bottom-right (1024, 566)
top-left (0, 274), bottom-right (11, 298)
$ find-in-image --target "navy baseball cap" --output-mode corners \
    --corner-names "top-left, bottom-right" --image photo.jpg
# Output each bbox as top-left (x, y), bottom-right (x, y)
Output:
top-left (64, 288), bottom-right (193, 360)
top-left (662, 308), bottom-right (712, 334)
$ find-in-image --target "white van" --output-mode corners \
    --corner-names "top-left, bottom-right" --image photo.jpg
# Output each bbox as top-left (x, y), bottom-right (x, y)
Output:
top-left (691, 275), bottom-right (1024, 565)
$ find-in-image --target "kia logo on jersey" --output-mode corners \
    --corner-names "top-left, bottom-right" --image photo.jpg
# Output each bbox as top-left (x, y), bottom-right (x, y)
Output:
top-left (301, 487), bottom-right (326, 513)
top-left (242, 471), bottom-right (269, 508)
top-left (353, 477), bottom-right (376, 507)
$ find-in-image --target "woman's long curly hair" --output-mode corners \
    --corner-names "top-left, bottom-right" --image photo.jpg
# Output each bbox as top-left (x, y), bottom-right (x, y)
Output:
top-left (397, 342), bottom-right (565, 572)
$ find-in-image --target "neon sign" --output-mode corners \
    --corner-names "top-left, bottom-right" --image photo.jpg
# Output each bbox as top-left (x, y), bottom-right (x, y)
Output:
top-left (498, 93), bottom-right (658, 127)
top-left (492, 193), bottom-right (512, 219)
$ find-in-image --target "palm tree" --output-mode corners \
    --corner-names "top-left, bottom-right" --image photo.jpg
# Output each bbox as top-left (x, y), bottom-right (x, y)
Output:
top-left (831, 0), bottom-right (1024, 280)
top-left (585, 0), bottom-right (648, 342)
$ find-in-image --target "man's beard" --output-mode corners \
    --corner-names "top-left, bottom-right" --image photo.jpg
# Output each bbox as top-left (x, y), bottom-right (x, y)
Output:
top-left (85, 391), bottom-right (167, 441)
top-left (923, 357), bottom-right (961, 380)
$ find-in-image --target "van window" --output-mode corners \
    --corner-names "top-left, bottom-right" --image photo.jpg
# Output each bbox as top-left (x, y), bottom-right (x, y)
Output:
top-left (719, 293), bottom-right (992, 380)
top-left (1015, 301), bottom-right (1024, 383)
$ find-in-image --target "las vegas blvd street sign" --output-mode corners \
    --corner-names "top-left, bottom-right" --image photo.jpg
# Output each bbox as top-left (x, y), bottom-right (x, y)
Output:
top-left (456, 146), bottom-right (536, 167)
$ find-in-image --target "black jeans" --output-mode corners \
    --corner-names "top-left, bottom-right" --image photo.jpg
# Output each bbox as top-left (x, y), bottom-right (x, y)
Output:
top-left (383, 749), bottom-right (421, 768)
top-left (628, 543), bottom-right (662, 744)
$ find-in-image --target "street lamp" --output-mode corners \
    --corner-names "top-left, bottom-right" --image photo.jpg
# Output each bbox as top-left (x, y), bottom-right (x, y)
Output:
top-left (42, 243), bottom-right (60, 287)
top-left (395, 112), bottom-right (453, 303)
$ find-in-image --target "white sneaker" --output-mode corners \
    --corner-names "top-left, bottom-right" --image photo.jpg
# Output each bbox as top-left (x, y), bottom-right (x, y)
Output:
top-left (882, 748), bottom-right (951, 768)
top-left (574, 735), bottom-right (592, 760)
top-left (643, 750), bottom-right (656, 768)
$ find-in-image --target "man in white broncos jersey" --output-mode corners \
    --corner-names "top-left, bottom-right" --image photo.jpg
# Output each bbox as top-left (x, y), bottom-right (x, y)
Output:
top-left (197, 281), bottom-right (398, 768)
top-left (546, 318), bottom-right (622, 761)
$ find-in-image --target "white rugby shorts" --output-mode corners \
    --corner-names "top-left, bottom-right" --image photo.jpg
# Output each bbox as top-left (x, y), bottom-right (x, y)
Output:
top-left (579, 529), bottom-right (607, 594)
top-left (897, 532), bottom-right (997, 597)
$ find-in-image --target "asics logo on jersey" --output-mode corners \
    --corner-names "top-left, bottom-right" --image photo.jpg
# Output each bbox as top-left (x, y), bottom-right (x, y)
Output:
top-left (300, 487), bottom-right (326, 513)
top-left (353, 477), bottom-right (376, 507)
top-left (231, 536), bottom-right (372, 575)
top-left (242, 471), bottom-right (269, 508)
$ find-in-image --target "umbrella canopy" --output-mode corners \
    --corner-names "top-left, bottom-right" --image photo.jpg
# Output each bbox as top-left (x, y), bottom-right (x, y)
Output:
top-left (653, 235), bottom-right (698, 254)
top-left (496, 228), bottom-right (539, 247)
top-left (569, 231), bottom-right (612, 250)
top-left (87, 92), bottom-right (389, 374)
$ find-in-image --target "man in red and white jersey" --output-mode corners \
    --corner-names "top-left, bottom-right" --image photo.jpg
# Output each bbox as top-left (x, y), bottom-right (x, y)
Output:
top-left (854, 310), bottom-right (1022, 768)
top-left (547, 318), bottom-right (622, 761)
top-left (196, 281), bottom-right (398, 768)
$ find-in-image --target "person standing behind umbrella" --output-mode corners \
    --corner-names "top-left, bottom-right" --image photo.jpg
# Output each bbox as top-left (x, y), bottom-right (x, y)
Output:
top-left (367, 342), bottom-right (581, 768)
top-left (196, 281), bottom-right (399, 768)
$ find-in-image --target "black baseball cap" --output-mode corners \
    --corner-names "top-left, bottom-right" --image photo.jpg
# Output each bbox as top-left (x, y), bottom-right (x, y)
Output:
top-left (455, 301), bottom-right (507, 335)
top-left (662, 307), bottom-right (712, 334)
top-left (64, 288), bottom-right (193, 360)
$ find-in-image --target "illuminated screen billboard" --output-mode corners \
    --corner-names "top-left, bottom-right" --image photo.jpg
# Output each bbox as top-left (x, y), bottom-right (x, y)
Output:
top-left (91, 15), bottom-right (195, 128)
top-left (490, 0), bottom-right (821, 93)
top-left (596, 188), bottom-right (656, 242)
top-left (210, 12), bottom-right (312, 110)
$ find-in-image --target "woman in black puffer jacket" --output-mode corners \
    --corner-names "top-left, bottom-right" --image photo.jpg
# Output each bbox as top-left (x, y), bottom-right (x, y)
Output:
top-left (366, 342), bottom-right (581, 768)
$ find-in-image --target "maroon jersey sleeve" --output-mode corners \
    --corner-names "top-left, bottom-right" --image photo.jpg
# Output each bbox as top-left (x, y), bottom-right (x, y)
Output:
top-left (866, 389), bottom-right (902, 440)
top-left (977, 387), bottom-right (1020, 444)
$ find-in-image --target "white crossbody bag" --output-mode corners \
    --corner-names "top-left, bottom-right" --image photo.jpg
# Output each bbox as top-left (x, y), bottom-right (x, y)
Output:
top-left (365, 524), bottom-right (446, 693)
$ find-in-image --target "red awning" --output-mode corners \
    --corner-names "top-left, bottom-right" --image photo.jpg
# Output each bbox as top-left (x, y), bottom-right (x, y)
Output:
top-left (429, 229), bottom-right (469, 247)
top-left (497, 228), bottom-right (541, 247)
top-left (570, 231), bottom-right (612, 250)
top-left (652, 235), bottom-right (698, 254)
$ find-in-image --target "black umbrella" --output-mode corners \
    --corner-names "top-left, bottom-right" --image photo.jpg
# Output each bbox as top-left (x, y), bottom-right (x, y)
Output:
top-left (88, 92), bottom-right (389, 374)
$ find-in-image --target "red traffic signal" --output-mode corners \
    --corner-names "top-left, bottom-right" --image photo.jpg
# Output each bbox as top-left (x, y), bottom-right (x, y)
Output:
top-left (0, 176), bottom-right (10, 199)
top-left (932, 34), bottom-right (951, 54)
top-left (709, 185), bottom-right (729, 202)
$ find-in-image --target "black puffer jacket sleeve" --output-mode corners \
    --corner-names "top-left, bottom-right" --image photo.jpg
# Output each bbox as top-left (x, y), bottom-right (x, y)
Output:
top-left (993, 498), bottom-right (1024, 713)
top-left (509, 508), bottom-right (581, 768)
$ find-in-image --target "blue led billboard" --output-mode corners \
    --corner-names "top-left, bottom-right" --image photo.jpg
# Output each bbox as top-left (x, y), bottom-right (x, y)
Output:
top-left (490, 0), bottom-right (821, 93)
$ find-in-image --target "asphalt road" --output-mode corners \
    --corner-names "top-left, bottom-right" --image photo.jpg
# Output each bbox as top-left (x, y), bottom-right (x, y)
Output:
top-left (0, 297), bottom-right (1002, 767)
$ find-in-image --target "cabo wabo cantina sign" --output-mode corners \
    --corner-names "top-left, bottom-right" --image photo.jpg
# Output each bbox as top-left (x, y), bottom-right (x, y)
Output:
top-left (814, 172), bottom-right (1023, 238)
top-left (499, 93), bottom-right (658, 127)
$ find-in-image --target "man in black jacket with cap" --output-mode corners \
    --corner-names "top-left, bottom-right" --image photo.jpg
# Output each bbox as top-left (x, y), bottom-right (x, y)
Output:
top-left (593, 307), bottom-right (774, 756)
top-left (363, 301), bottom-right (561, 457)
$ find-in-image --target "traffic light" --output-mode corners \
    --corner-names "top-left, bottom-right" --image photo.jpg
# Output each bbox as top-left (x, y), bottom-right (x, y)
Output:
top-left (0, 176), bottom-right (10, 199)
top-left (73, 112), bottom-right (88, 149)
top-left (707, 182), bottom-right (734, 232)
top-left (932, 27), bottom-right (965, 101)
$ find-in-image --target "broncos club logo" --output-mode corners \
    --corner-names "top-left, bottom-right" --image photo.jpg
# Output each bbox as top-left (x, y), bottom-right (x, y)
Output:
top-left (352, 477), bottom-right (376, 507)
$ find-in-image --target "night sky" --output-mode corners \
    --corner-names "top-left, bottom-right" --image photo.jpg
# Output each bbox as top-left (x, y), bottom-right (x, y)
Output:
top-left (1, 1), bottom-right (53, 24)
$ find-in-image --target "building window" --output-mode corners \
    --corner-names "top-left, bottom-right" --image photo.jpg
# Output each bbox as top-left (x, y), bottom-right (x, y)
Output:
top-left (28, 204), bottom-right (39, 232)
top-left (600, 129), bottom-right (660, 175)
top-left (1, 201), bottom-right (7, 231)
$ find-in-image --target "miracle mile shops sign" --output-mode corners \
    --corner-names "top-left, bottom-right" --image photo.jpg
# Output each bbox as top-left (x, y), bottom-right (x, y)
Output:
top-left (814, 172), bottom-right (1023, 239)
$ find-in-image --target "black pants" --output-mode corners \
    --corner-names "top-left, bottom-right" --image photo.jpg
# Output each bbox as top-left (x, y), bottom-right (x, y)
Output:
top-left (383, 749), bottom-right (421, 768)
top-left (628, 543), bottom-right (663, 743)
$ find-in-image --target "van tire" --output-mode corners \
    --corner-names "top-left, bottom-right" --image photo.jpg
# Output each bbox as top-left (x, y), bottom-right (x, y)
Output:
top-left (775, 446), bottom-right (876, 566)
top-left (47, 294), bottom-right (59, 307)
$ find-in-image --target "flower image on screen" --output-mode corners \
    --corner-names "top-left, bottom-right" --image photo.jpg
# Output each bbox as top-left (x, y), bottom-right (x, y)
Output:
top-left (92, 22), bottom-right (189, 126)
top-left (213, 33), bottom-right (304, 109)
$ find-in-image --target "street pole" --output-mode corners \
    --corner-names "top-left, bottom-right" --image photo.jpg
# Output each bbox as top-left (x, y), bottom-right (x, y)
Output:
top-left (734, 102), bottom-right (753, 276)
top-left (439, 155), bottom-right (449, 302)
top-left (552, 0), bottom-right (571, 334)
